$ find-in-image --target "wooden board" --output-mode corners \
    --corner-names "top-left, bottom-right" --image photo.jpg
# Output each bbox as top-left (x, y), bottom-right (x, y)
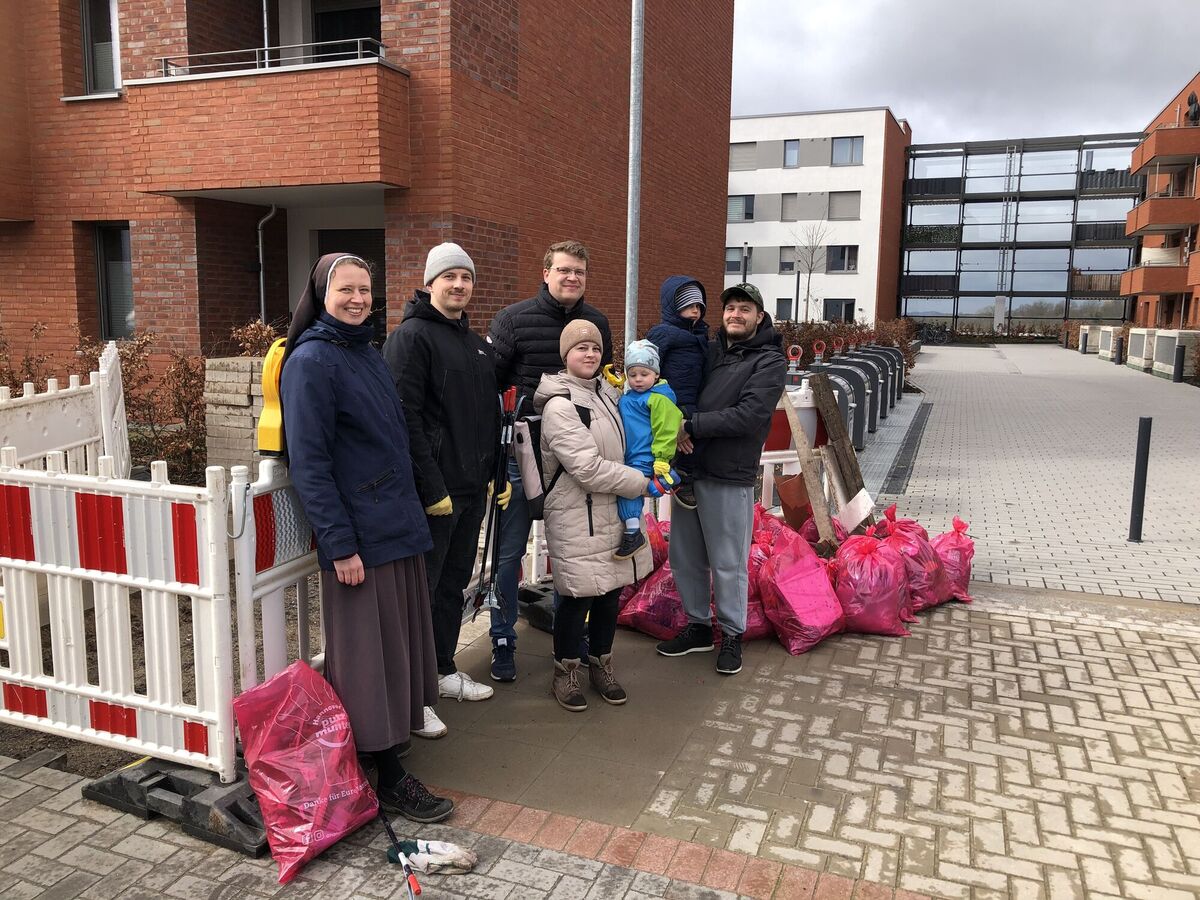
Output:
top-left (779, 391), bottom-right (838, 549)
top-left (808, 373), bottom-right (874, 527)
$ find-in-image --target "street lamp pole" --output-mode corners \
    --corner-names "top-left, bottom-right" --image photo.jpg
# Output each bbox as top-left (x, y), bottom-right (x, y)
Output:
top-left (623, 0), bottom-right (645, 347)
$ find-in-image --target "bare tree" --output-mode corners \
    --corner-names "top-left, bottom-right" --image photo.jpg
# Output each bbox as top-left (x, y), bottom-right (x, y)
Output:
top-left (790, 221), bottom-right (832, 322)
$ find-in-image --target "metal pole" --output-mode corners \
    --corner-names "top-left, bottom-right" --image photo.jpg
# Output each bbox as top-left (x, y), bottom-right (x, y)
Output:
top-left (1173, 343), bottom-right (1186, 383)
top-left (741, 241), bottom-right (749, 283)
top-left (623, 0), bottom-right (644, 347)
top-left (1114, 335), bottom-right (1124, 366)
top-left (1128, 417), bottom-right (1152, 542)
top-left (1079, 331), bottom-right (1088, 354)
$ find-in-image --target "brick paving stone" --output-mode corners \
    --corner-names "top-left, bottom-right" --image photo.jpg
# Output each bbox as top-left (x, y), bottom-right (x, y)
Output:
top-left (597, 828), bottom-right (647, 868)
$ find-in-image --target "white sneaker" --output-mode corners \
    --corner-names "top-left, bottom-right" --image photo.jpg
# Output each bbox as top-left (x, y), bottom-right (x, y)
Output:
top-left (413, 705), bottom-right (447, 739)
top-left (438, 670), bottom-right (494, 702)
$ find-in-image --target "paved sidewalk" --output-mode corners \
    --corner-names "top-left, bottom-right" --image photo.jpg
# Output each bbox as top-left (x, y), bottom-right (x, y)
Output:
top-left (879, 344), bottom-right (1200, 603)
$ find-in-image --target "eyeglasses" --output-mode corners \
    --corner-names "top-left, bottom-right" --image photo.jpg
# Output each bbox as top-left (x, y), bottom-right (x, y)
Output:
top-left (551, 266), bottom-right (587, 279)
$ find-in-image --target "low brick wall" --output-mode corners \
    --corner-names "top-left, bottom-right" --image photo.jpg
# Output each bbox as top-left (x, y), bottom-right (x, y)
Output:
top-left (204, 357), bottom-right (263, 473)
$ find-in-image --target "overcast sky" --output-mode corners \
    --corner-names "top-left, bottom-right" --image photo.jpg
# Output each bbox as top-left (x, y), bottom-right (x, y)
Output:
top-left (731, 0), bottom-right (1199, 144)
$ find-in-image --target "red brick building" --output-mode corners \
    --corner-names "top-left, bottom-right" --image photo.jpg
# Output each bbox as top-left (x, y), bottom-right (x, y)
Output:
top-left (0, 0), bottom-right (733, 363)
top-left (1122, 71), bottom-right (1200, 329)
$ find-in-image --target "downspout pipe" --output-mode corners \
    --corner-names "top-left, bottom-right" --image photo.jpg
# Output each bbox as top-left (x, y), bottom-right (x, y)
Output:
top-left (257, 205), bottom-right (278, 323)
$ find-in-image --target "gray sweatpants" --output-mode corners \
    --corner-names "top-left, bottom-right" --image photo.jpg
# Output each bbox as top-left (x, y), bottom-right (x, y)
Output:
top-left (667, 479), bottom-right (754, 635)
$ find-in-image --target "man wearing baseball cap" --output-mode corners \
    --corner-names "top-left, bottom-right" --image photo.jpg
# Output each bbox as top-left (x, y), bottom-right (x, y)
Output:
top-left (655, 282), bottom-right (786, 676)
top-left (382, 242), bottom-right (509, 739)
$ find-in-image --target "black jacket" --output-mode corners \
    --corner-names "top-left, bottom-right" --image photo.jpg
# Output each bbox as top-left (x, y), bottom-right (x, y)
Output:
top-left (687, 315), bottom-right (787, 485)
top-left (488, 284), bottom-right (613, 409)
top-left (381, 291), bottom-right (499, 505)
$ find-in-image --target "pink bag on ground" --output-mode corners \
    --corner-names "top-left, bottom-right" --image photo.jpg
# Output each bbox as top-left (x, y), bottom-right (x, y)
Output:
top-left (233, 660), bottom-right (378, 884)
top-left (879, 517), bottom-right (954, 613)
top-left (758, 529), bottom-right (844, 654)
top-left (744, 543), bottom-right (773, 640)
top-left (617, 563), bottom-right (688, 640)
top-left (752, 503), bottom-right (788, 553)
top-left (931, 517), bottom-right (975, 603)
top-left (799, 515), bottom-right (849, 548)
top-left (882, 503), bottom-right (928, 541)
top-left (646, 513), bottom-right (669, 570)
top-left (833, 535), bottom-right (911, 637)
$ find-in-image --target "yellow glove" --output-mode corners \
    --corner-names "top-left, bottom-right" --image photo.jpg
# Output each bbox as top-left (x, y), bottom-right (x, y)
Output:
top-left (488, 481), bottom-right (513, 510)
top-left (602, 364), bottom-right (626, 388)
top-left (425, 496), bottom-right (453, 516)
top-left (653, 460), bottom-right (672, 477)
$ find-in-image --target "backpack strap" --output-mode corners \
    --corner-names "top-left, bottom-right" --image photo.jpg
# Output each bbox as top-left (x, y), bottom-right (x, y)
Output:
top-left (544, 403), bottom-right (592, 495)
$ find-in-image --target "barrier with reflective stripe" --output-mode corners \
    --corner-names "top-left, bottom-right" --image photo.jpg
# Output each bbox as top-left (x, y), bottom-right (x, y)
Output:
top-left (0, 449), bottom-right (235, 781)
top-left (231, 461), bottom-right (321, 692)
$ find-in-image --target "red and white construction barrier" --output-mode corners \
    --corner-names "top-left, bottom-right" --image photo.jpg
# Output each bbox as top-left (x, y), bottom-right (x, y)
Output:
top-left (230, 461), bottom-right (321, 692)
top-left (0, 449), bottom-right (235, 780)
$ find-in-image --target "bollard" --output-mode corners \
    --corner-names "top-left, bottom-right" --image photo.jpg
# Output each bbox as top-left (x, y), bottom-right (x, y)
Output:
top-left (1079, 331), bottom-right (1088, 354)
top-left (1173, 343), bottom-right (1186, 383)
top-left (1128, 417), bottom-right (1152, 543)
top-left (1062, 329), bottom-right (1069, 349)
top-left (1114, 335), bottom-right (1124, 367)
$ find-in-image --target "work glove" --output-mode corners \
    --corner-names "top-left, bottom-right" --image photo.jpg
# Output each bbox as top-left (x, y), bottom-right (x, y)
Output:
top-left (488, 481), bottom-right (513, 510)
top-left (602, 364), bottom-right (626, 389)
top-left (396, 838), bottom-right (479, 874)
top-left (424, 496), bottom-right (453, 516)
top-left (652, 459), bottom-right (673, 477)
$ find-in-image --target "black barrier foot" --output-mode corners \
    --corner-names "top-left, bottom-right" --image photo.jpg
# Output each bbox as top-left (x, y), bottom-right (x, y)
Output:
top-left (517, 582), bottom-right (556, 634)
top-left (82, 758), bottom-right (266, 856)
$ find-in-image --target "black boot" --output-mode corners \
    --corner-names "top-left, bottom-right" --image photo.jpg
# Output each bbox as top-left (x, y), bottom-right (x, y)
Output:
top-left (613, 530), bottom-right (646, 560)
top-left (377, 773), bottom-right (454, 823)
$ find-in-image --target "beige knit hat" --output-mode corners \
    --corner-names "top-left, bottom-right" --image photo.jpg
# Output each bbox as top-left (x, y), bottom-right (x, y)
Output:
top-left (559, 320), bottom-right (603, 362)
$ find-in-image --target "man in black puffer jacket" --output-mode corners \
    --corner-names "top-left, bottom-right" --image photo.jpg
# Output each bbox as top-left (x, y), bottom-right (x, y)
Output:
top-left (383, 243), bottom-right (506, 738)
top-left (655, 283), bottom-right (786, 678)
top-left (486, 240), bottom-right (613, 682)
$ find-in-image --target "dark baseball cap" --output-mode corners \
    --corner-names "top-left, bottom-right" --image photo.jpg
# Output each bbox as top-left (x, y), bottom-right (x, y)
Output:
top-left (720, 283), bottom-right (764, 310)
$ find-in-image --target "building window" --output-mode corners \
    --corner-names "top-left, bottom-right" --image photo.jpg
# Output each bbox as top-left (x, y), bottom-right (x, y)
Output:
top-left (82, 0), bottom-right (118, 92)
top-left (96, 223), bottom-right (133, 339)
top-left (781, 193), bottom-right (799, 221)
top-left (729, 142), bottom-right (757, 171)
top-left (776, 298), bottom-right (793, 321)
top-left (725, 247), bottom-right (743, 274)
top-left (826, 245), bottom-right (858, 273)
top-left (779, 246), bottom-right (796, 274)
top-left (824, 299), bottom-right (855, 322)
top-left (832, 136), bottom-right (863, 166)
top-left (828, 191), bottom-right (861, 220)
top-left (784, 140), bottom-right (799, 168)
top-left (727, 195), bottom-right (754, 222)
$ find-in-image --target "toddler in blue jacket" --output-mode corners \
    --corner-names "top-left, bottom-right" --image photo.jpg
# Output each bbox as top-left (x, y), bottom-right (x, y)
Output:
top-left (614, 340), bottom-right (682, 560)
top-left (646, 276), bottom-right (709, 509)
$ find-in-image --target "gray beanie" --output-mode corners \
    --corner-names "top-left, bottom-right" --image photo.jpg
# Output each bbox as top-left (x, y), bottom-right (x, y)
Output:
top-left (424, 242), bottom-right (475, 286)
top-left (624, 339), bottom-right (660, 375)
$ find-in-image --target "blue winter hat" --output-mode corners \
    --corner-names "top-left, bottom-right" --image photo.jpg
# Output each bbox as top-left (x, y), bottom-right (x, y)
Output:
top-left (674, 282), bottom-right (706, 315)
top-left (624, 339), bottom-right (660, 375)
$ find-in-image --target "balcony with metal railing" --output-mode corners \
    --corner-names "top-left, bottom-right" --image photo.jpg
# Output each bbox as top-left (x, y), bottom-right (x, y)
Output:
top-left (1120, 245), bottom-right (1188, 295)
top-left (123, 39), bottom-right (410, 195)
top-left (1125, 189), bottom-right (1200, 237)
top-left (1130, 122), bottom-right (1200, 175)
top-left (1070, 272), bottom-right (1124, 293)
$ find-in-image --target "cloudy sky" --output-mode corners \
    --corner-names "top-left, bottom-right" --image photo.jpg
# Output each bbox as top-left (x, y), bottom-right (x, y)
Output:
top-left (731, 0), bottom-right (1199, 144)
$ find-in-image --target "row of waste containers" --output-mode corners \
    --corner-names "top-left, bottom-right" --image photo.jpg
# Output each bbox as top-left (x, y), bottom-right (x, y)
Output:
top-left (782, 340), bottom-right (907, 451)
top-left (1078, 325), bottom-right (1198, 382)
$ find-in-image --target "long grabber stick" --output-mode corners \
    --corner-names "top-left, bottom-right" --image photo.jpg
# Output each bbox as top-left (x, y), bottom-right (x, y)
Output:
top-left (472, 387), bottom-right (519, 621)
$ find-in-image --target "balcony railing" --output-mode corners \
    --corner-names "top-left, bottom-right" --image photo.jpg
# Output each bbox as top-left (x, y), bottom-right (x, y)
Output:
top-left (1079, 169), bottom-right (1142, 192)
top-left (1140, 246), bottom-right (1184, 267)
top-left (1074, 222), bottom-right (1128, 243)
top-left (906, 177), bottom-right (964, 198)
top-left (901, 273), bottom-right (956, 293)
top-left (155, 38), bottom-right (386, 78)
top-left (903, 224), bottom-right (962, 246)
top-left (1071, 273), bottom-right (1123, 293)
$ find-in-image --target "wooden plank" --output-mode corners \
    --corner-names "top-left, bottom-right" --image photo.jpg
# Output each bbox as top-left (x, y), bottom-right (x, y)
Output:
top-left (779, 391), bottom-right (838, 549)
top-left (808, 373), bottom-right (874, 526)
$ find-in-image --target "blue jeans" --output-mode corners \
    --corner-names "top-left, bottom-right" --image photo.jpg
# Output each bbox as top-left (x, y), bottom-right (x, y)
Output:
top-left (491, 456), bottom-right (563, 650)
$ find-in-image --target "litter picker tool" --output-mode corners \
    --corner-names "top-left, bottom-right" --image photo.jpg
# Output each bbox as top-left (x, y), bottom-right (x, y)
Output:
top-left (472, 386), bottom-right (520, 621)
top-left (379, 810), bottom-right (421, 898)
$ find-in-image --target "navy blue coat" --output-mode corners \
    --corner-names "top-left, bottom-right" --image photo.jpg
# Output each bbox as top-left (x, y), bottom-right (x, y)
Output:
top-left (645, 275), bottom-right (709, 415)
top-left (281, 312), bottom-right (432, 571)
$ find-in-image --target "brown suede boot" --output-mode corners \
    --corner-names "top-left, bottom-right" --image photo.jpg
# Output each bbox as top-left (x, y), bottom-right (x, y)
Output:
top-left (552, 658), bottom-right (587, 712)
top-left (588, 653), bottom-right (628, 705)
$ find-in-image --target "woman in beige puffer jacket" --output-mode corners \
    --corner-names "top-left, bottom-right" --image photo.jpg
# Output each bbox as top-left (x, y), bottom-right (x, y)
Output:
top-left (534, 320), bottom-right (654, 712)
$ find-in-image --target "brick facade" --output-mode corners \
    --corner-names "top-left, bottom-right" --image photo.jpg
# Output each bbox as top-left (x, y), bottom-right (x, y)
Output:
top-left (0, 0), bottom-right (734, 367)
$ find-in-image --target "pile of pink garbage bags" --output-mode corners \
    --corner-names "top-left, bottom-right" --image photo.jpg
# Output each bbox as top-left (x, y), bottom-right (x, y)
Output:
top-left (617, 504), bottom-right (975, 654)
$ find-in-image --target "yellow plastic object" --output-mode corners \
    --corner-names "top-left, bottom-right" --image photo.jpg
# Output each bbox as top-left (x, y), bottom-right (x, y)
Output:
top-left (0, 600), bottom-right (5, 640)
top-left (257, 337), bottom-right (287, 456)
top-left (602, 364), bottom-right (625, 389)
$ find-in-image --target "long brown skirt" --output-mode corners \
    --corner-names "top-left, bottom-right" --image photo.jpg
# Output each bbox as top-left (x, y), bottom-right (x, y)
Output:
top-left (321, 555), bottom-right (438, 753)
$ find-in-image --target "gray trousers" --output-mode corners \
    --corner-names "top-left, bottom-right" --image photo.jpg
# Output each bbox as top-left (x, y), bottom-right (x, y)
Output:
top-left (667, 479), bottom-right (754, 635)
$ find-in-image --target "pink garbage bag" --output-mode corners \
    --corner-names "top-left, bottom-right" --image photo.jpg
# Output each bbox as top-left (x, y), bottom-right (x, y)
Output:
top-left (233, 660), bottom-right (378, 884)
top-left (882, 503), bottom-right (928, 541)
top-left (931, 516), bottom-right (975, 603)
top-left (759, 529), bottom-right (844, 654)
top-left (752, 503), bottom-right (788, 553)
top-left (799, 515), bottom-right (849, 548)
top-left (646, 513), bottom-right (669, 570)
top-left (617, 563), bottom-right (688, 640)
top-left (878, 516), bottom-right (953, 614)
top-left (744, 543), bottom-right (773, 640)
top-left (833, 535), bottom-right (911, 637)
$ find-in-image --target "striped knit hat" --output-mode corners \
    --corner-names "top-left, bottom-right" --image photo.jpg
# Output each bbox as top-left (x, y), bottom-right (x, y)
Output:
top-left (674, 282), bottom-right (706, 316)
